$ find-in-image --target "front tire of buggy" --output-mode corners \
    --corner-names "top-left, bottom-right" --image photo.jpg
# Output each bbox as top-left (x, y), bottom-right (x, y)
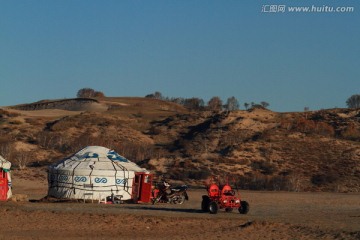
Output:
top-left (209, 201), bottom-right (218, 214)
top-left (238, 201), bottom-right (249, 214)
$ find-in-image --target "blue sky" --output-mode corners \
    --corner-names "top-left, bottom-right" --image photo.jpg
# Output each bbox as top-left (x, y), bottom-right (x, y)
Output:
top-left (1, 0), bottom-right (359, 112)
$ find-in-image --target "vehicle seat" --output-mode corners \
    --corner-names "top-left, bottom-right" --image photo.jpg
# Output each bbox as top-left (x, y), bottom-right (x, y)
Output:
top-left (208, 184), bottom-right (220, 197)
top-left (221, 184), bottom-right (235, 196)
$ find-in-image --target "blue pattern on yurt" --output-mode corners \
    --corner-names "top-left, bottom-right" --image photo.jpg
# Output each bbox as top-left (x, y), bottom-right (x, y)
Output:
top-left (107, 150), bottom-right (128, 162)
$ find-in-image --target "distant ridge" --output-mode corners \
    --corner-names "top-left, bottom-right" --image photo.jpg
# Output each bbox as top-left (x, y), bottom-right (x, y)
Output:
top-left (9, 98), bottom-right (104, 111)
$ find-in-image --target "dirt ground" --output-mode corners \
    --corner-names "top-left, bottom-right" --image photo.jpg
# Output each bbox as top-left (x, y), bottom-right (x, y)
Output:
top-left (0, 173), bottom-right (359, 240)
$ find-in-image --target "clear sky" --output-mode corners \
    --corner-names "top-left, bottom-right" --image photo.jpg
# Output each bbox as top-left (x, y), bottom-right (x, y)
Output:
top-left (1, 0), bottom-right (359, 112)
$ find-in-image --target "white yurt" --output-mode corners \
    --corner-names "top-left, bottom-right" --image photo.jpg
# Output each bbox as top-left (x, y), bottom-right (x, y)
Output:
top-left (48, 146), bottom-right (149, 202)
top-left (0, 154), bottom-right (12, 200)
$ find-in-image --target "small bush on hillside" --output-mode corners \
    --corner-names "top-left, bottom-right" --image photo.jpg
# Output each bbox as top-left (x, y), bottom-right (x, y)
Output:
top-left (48, 117), bottom-right (78, 131)
top-left (148, 126), bottom-right (162, 135)
top-left (250, 160), bottom-right (277, 175)
top-left (188, 168), bottom-right (212, 180)
top-left (315, 122), bottom-right (335, 137)
top-left (341, 123), bottom-right (360, 141)
top-left (25, 118), bottom-right (42, 126)
top-left (13, 152), bottom-right (33, 170)
top-left (235, 173), bottom-right (297, 191)
top-left (0, 137), bottom-right (16, 160)
top-left (9, 120), bottom-right (23, 125)
top-left (171, 167), bottom-right (211, 180)
top-left (0, 109), bottom-right (20, 118)
top-left (295, 118), bottom-right (316, 133)
top-left (133, 112), bottom-right (143, 118)
top-left (294, 118), bottom-right (335, 137)
top-left (35, 131), bottom-right (64, 150)
top-left (311, 173), bottom-right (339, 186)
top-left (279, 118), bottom-right (293, 130)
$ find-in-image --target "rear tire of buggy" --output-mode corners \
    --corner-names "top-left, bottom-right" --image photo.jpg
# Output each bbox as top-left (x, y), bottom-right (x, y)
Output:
top-left (209, 201), bottom-right (218, 214)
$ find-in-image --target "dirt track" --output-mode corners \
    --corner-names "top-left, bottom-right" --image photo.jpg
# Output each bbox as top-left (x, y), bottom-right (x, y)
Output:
top-left (1, 187), bottom-right (359, 240)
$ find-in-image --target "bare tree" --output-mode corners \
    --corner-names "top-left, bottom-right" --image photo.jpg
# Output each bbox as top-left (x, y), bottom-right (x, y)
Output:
top-left (184, 98), bottom-right (204, 111)
top-left (225, 96), bottom-right (239, 111)
top-left (145, 91), bottom-right (163, 100)
top-left (170, 97), bottom-right (185, 105)
top-left (304, 107), bottom-right (310, 119)
top-left (0, 143), bottom-right (14, 160)
top-left (346, 94), bottom-right (360, 108)
top-left (94, 91), bottom-right (105, 98)
top-left (14, 152), bottom-right (33, 170)
top-left (77, 88), bottom-right (105, 98)
top-left (260, 101), bottom-right (270, 108)
top-left (244, 102), bottom-right (249, 110)
top-left (208, 96), bottom-right (223, 111)
top-left (153, 91), bottom-right (163, 100)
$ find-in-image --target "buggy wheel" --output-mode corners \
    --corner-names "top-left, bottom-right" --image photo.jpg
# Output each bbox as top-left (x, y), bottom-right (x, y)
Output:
top-left (209, 201), bottom-right (218, 214)
top-left (201, 195), bottom-right (210, 212)
top-left (238, 201), bottom-right (249, 214)
top-left (225, 208), bottom-right (233, 212)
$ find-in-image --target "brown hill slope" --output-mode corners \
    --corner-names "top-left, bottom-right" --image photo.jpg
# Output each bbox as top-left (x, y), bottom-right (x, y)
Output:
top-left (146, 108), bottom-right (360, 192)
top-left (1, 98), bottom-right (359, 192)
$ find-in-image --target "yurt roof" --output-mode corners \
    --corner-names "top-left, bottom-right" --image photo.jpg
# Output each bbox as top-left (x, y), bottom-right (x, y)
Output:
top-left (49, 146), bottom-right (147, 173)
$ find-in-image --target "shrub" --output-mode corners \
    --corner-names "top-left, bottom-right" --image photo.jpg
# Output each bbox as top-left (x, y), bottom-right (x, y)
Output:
top-left (77, 88), bottom-right (106, 98)
top-left (172, 168), bottom-right (211, 180)
top-left (0, 136), bottom-right (16, 159)
top-left (311, 173), bottom-right (339, 186)
top-left (250, 160), bottom-right (277, 175)
top-left (9, 120), bottom-right (23, 125)
top-left (341, 123), bottom-right (360, 141)
top-left (14, 152), bottom-right (33, 170)
top-left (235, 173), bottom-right (296, 191)
top-left (315, 122), bottom-right (335, 136)
top-left (295, 118), bottom-right (316, 133)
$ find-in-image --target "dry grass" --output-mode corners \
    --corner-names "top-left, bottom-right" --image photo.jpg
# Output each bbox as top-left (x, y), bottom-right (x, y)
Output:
top-left (1, 98), bottom-right (360, 192)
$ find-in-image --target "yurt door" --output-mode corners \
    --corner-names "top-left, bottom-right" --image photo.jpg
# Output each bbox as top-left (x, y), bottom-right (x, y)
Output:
top-left (132, 173), bottom-right (153, 203)
top-left (139, 174), bottom-right (152, 203)
top-left (0, 170), bottom-right (8, 201)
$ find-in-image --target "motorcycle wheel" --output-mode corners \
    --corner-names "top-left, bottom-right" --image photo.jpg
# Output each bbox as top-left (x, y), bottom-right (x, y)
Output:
top-left (173, 195), bottom-right (186, 204)
top-left (152, 195), bottom-right (161, 205)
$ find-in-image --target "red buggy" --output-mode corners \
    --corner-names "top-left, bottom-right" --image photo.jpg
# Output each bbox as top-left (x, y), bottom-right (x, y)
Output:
top-left (201, 181), bottom-right (249, 214)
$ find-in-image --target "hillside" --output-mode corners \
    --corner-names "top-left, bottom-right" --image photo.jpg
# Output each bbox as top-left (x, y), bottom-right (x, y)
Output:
top-left (1, 97), bottom-right (359, 192)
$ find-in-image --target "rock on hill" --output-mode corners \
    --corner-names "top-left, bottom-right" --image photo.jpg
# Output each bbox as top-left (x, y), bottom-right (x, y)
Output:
top-left (1, 98), bottom-right (359, 192)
